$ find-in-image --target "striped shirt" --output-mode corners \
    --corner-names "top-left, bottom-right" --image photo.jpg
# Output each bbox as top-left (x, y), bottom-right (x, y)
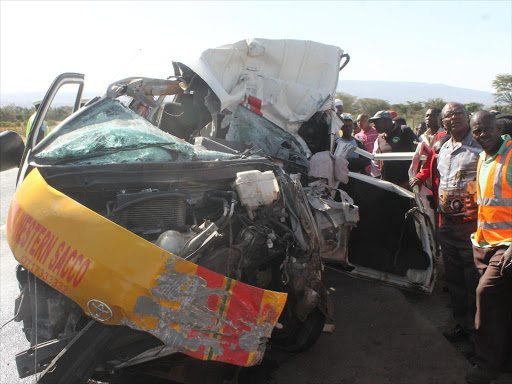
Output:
top-left (355, 126), bottom-right (379, 152)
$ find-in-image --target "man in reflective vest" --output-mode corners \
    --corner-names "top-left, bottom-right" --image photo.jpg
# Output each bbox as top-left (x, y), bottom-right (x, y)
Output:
top-left (466, 111), bottom-right (512, 384)
top-left (26, 100), bottom-right (49, 139)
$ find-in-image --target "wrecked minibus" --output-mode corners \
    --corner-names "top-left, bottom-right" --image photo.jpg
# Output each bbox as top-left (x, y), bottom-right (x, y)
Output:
top-left (1, 38), bottom-right (437, 383)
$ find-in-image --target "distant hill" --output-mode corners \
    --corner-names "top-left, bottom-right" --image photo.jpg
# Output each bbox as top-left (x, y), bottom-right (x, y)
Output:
top-left (0, 92), bottom-right (99, 107)
top-left (337, 80), bottom-right (495, 107)
top-left (1, 81), bottom-right (496, 108)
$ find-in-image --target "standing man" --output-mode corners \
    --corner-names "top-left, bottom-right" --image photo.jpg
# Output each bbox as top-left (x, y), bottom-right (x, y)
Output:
top-left (436, 102), bottom-right (482, 341)
top-left (416, 122), bottom-right (427, 140)
top-left (26, 100), bottom-right (49, 140)
top-left (355, 113), bottom-right (379, 175)
top-left (393, 117), bottom-right (407, 126)
top-left (421, 108), bottom-right (444, 147)
top-left (410, 108), bottom-right (447, 193)
top-left (335, 113), bottom-right (370, 174)
top-left (369, 110), bottom-right (417, 188)
top-left (466, 111), bottom-right (512, 384)
top-left (334, 99), bottom-right (343, 116)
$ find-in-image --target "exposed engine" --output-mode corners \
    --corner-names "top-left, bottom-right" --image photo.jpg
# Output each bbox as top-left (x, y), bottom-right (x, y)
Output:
top-left (102, 168), bottom-right (333, 331)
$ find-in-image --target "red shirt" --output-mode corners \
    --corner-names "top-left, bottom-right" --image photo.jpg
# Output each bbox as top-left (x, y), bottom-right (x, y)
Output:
top-left (415, 131), bottom-right (447, 214)
top-left (355, 126), bottom-right (379, 174)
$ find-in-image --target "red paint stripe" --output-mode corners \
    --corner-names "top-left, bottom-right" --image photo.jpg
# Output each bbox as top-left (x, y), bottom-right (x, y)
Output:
top-left (196, 266), bottom-right (225, 289)
top-left (224, 280), bottom-right (264, 335)
top-left (196, 266), bottom-right (224, 312)
top-left (222, 282), bottom-right (265, 365)
top-left (247, 96), bottom-right (263, 115)
top-left (193, 266), bottom-right (266, 366)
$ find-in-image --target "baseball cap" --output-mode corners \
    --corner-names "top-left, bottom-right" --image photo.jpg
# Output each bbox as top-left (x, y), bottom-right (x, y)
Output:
top-left (335, 99), bottom-right (343, 107)
top-left (368, 110), bottom-right (393, 121)
top-left (387, 110), bottom-right (398, 119)
top-left (341, 113), bottom-right (353, 121)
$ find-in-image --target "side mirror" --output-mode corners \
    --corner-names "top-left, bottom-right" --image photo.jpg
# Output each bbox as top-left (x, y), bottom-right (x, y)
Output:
top-left (339, 53), bottom-right (350, 71)
top-left (0, 131), bottom-right (25, 172)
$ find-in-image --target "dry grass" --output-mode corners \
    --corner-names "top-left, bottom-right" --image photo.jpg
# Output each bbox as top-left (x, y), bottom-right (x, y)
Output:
top-left (0, 124), bottom-right (59, 139)
top-left (0, 125), bottom-right (25, 137)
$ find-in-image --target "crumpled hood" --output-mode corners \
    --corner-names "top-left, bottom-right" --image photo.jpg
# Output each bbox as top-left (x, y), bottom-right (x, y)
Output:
top-left (179, 38), bottom-right (343, 136)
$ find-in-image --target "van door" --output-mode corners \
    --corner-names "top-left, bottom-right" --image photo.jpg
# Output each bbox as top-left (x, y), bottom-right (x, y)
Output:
top-left (17, 73), bottom-right (84, 185)
top-left (341, 171), bottom-right (438, 294)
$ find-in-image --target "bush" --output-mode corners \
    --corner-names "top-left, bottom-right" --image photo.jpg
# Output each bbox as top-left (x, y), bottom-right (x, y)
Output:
top-left (0, 121), bottom-right (23, 128)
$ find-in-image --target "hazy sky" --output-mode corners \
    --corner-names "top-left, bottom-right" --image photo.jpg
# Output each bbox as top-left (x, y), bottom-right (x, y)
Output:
top-left (1, 1), bottom-right (511, 96)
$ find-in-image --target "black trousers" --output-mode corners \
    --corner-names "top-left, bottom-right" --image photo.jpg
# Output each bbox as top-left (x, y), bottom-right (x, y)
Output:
top-left (437, 217), bottom-right (480, 331)
top-left (473, 245), bottom-right (512, 370)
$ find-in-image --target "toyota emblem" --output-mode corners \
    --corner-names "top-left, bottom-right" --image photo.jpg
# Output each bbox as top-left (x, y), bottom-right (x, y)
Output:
top-left (87, 299), bottom-right (113, 322)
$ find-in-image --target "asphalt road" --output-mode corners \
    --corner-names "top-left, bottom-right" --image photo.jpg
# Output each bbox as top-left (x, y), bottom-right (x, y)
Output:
top-left (0, 168), bottom-right (32, 384)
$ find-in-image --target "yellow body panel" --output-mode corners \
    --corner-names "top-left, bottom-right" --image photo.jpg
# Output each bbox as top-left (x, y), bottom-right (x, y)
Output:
top-left (6, 169), bottom-right (287, 367)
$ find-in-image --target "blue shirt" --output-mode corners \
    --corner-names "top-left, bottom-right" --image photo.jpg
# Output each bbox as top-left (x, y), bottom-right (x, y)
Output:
top-left (336, 137), bottom-right (359, 158)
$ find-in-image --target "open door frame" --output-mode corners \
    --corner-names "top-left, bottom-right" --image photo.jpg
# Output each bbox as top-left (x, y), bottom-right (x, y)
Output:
top-left (17, 73), bottom-right (84, 186)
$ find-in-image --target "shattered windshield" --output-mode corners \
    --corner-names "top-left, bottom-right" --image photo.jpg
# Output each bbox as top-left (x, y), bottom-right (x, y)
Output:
top-left (226, 106), bottom-right (309, 166)
top-left (34, 99), bottom-right (237, 165)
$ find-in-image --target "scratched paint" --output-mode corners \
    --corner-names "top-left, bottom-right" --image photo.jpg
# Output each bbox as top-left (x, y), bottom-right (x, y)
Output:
top-left (126, 257), bottom-right (279, 363)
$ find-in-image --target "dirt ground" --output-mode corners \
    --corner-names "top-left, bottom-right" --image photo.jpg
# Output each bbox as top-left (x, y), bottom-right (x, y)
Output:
top-left (403, 260), bottom-right (512, 384)
top-left (82, 259), bottom-right (512, 384)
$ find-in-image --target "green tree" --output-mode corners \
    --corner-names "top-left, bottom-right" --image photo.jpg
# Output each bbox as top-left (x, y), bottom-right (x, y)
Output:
top-left (390, 103), bottom-right (409, 116)
top-left (464, 102), bottom-right (484, 114)
top-left (335, 92), bottom-right (359, 115)
top-left (1, 104), bottom-right (33, 123)
top-left (406, 101), bottom-right (424, 114)
top-left (424, 98), bottom-right (446, 110)
top-left (0, 105), bottom-right (19, 122)
top-left (356, 98), bottom-right (390, 116)
top-left (404, 101), bottom-right (425, 127)
top-left (46, 106), bottom-right (73, 121)
top-left (492, 73), bottom-right (512, 107)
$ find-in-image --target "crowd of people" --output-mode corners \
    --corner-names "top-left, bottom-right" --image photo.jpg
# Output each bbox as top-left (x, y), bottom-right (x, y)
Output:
top-left (334, 99), bottom-right (512, 384)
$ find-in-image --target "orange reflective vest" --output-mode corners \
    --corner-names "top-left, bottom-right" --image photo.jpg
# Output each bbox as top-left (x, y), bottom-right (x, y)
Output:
top-left (475, 139), bottom-right (512, 246)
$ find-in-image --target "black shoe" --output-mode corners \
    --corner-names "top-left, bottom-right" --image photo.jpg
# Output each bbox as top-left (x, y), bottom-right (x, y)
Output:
top-left (466, 365), bottom-right (501, 384)
top-left (442, 324), bottom-right (469, 342)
